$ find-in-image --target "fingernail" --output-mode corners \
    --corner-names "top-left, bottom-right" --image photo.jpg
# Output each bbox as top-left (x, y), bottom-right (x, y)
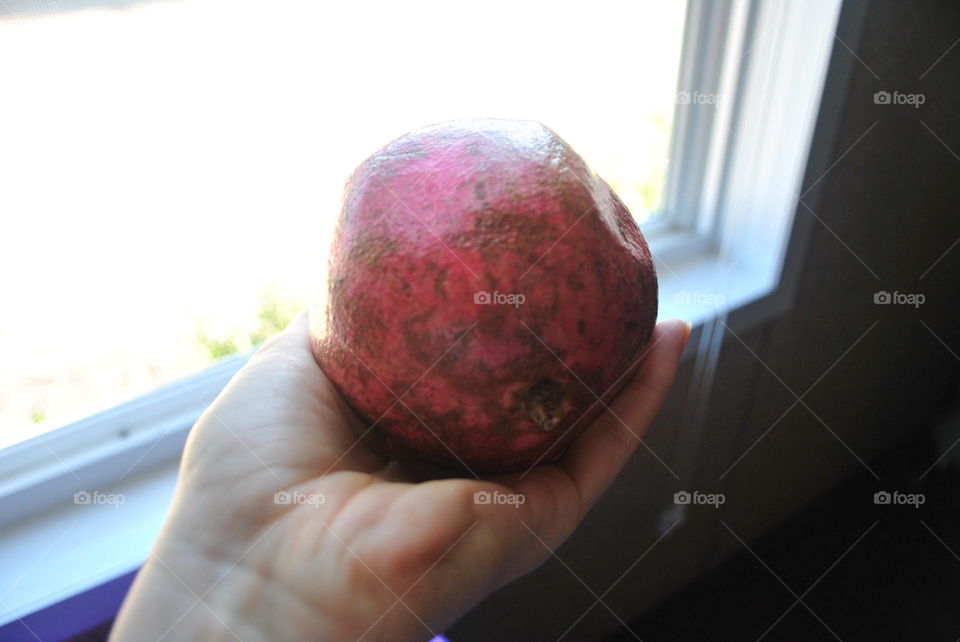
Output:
top-left (680, 321), bottom-right (693, 353)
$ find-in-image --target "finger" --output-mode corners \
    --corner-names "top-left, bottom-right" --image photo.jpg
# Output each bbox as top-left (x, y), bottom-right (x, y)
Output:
top-left (556, 319), bottom-right (690, 511)
top-left (260, 311), bottom-right (379, 433)
top-left (201, 309), bottom-right (388, 474)
top-left (271, 308), bottom-right (309, 345)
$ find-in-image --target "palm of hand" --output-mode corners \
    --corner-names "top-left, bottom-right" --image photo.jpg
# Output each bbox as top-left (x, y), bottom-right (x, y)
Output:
top-left (147, 314), bottom-right (686, 640)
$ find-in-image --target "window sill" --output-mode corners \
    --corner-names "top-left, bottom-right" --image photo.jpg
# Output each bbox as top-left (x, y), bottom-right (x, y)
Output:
top-left (0, 460), bottom-right (178, 627)
top-left (0, 241), bottom-right (785, 626)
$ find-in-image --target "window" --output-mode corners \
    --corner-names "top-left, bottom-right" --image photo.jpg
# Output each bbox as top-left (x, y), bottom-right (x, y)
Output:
top-left (0, 0), bottom-right (844, 625)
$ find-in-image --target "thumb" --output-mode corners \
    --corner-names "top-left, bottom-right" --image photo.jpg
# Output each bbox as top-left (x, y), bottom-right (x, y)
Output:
top-left (557, 319), bottom-right (691, 505)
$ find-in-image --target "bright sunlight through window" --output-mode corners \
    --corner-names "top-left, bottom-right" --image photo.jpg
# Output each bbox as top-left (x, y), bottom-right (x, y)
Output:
top-left (0, 0), bottom-right (687, 449)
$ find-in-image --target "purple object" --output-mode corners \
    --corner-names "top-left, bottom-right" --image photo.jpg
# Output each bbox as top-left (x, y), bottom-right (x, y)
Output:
top-left (0, 569), bottom-right (452, 641)
top-left (0, 569), bottom-right (137, 641)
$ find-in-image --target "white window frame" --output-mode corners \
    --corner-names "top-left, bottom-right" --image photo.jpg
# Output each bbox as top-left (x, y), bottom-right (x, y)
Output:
top-left (646, 0), bottom-right (846, 327)
top-left (0, 0), bottom-right (848, 624)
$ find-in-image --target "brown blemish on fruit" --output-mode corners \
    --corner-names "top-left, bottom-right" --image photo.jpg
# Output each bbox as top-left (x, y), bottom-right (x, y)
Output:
top-left (474, 181), bottom-right (486, 201)
top-left (448, 211), bottom-right (551, 253)
top-left (328, 292), bottom-right (388, 367)
top-left (518, 379), bottom-right (565, 431)
top-left (401, 310), bottom-right (437, 365)
top-left (433, 268), bottom-right (448, 296)
top-left (348, 235), bottom-right (398, 267)
top-left (578, 319), bottom-right (586, 335)
top-left (566, 273), bottom-right (585, 292)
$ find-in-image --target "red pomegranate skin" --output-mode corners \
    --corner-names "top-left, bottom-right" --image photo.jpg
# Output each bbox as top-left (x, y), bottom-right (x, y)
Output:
top-left (311, 119), bottom-right (657, 473)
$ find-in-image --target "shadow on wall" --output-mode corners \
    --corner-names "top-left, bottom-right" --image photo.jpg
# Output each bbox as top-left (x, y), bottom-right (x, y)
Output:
top-left (0, 0), bottom-right (176, 19)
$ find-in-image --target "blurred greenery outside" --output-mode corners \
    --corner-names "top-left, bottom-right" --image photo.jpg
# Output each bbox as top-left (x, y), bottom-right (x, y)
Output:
top-left (194, 290), bottom-right (302, 360)
top-left (608, 113), bottom-right (673, 221)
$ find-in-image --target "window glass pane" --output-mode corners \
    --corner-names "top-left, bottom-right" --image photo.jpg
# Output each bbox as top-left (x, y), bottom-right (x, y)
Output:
top-left (0, 0), bottom-right (687, 449)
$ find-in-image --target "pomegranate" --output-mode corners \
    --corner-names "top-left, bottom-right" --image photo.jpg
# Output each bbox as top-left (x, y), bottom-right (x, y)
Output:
top-left (311, 119), bottom-right (657, 473)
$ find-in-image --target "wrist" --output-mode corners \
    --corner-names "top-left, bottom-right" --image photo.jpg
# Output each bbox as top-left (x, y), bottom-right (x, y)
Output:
top-left (110, 533), bottom-right (247, 641)
top-left (111, 527), bottom-right (363, 641)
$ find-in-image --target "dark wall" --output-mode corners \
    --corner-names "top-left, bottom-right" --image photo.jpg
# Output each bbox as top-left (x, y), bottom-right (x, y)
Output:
top-left (450, 0), bottom-right (960, 639)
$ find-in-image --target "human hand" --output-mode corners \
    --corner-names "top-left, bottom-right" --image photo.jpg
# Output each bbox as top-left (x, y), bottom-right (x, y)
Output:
top-left (110, 312), bottom-right (690, 641)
